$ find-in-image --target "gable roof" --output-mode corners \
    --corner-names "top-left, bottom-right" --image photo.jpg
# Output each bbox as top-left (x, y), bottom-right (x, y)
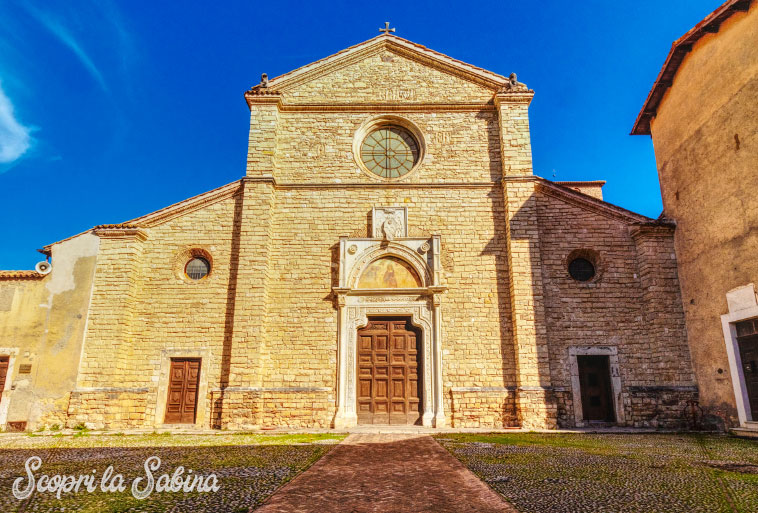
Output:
top-left (245, 34), bottom-right (509, 103)
top-left (631, 0), bottom-right (753, 135)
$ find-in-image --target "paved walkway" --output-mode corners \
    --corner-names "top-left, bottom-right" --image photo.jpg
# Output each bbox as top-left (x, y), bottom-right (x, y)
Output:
top-left (256, 434), bottom-right (516, 513)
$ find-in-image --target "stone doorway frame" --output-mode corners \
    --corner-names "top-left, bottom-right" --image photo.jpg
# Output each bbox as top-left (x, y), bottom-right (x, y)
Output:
top-left (333, 234), bottom-right (446, 428)
top-left (721, 284), bottom-right (758, 426)
top-left (568, 346), bottom-right (624, 427)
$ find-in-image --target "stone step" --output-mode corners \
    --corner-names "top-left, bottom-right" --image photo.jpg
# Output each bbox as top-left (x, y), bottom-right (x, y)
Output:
top-left (731, 426), bottom-right (758, 439)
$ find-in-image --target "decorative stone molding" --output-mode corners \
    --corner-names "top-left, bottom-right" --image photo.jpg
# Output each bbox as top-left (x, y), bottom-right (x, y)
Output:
top-left (0, 347), bottom-right (19, 428)
top-left (721, 283), bottom-right (758, 426)
top-left (352, 116), bottom-right (426, 182)
top-left (333, 219), bottom-right (446, 428)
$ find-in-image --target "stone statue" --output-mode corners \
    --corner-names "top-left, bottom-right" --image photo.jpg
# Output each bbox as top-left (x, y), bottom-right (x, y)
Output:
top-left (382, 216), bottom-right (402, 241)
top-left (260, 73), bottom-right (269, 88)
top-left (501, 72), bottom-right (528, 92)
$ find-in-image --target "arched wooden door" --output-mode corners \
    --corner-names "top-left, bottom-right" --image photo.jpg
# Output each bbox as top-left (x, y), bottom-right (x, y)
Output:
top-left (356, 318), bottom-right (421, 425)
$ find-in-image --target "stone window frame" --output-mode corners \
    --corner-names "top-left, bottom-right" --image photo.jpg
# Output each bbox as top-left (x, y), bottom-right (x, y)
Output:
top-left (154, 348), bottom-right (211, 428)
top-left (721, 283), bottom-right (758, 426)
top-left (565, 248), bottom-right (604, 285)
top-left (0, 347), bottom-right (19, 428)
top-left (173, 247), bottom-right (214, 285)
top-left (568, 346), bottom-right (625, 426)
top-left (352, 115), bottom-right (427, 182)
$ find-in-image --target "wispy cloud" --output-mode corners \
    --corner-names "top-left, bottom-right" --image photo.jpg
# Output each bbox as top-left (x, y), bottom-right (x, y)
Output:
top-left (0, 81), bottom-right (33, 165)
top-left (21, 3), bottom-right (108, 91)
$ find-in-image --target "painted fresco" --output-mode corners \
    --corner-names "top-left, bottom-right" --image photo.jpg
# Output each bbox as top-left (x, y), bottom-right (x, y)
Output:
top-left (357, 256), bottom-right (422, 289)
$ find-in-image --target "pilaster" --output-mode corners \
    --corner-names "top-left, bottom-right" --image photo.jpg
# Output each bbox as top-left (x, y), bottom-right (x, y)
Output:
top-left (503, 178), bottom-right (557, 429)
top-left (77, 228), bottom-right (147, 389)
top-left (245, 93), bottom-right (281, 178)
top-left (218, 178), bottom-right (276, 429)
top-left (494, 90), bottom-right (535, 177)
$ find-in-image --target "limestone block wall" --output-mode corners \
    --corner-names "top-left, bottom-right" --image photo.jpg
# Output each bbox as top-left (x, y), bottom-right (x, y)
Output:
top-left (266, 185), bottom-right (516, 428)
top-left (278, 50), bottom-right (495, 105)
top-left (449, 387), bottom-right (518, 428)
top-left (271, 109), bottom-right (501, 184)
top-left (536, 188), bottom-right (697, 427)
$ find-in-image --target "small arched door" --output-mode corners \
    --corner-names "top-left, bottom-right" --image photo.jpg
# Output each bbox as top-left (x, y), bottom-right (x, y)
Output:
top-left (356, 318), bottom-right (422, 425)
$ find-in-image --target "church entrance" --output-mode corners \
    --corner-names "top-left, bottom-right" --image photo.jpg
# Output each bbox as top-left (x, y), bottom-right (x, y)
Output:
top-left (356, 318), bottom-right (422, 425)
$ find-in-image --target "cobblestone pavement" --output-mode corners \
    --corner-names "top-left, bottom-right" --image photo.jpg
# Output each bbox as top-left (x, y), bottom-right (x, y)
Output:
top-left (256, 433), bottom-right (517, 513)
top-left (437, 433), bottom-right (758, 513)
top-left (0, 432), bottom-right (342, 512)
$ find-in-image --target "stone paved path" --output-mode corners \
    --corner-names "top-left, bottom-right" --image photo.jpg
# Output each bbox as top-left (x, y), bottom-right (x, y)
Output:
top-left (256, 434), bottom-right (517, 512)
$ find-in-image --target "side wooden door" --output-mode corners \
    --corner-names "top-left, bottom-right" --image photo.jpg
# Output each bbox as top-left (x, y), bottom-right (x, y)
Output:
top-left (578, 355), bottom-right (615, 422)
top-left (164, 358), bottom-right (201, 424)
top-left (0, 356), bottom-right (8, 392)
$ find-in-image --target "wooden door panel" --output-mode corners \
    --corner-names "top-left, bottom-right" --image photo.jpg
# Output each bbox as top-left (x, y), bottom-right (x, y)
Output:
top-left (356, 319), bottom-right (422, 425)
top-left (0, 357), bottom-right (9, 392)
top-left (164, 358), bottom-right (201, 424)
top-left (578, 355), bottom-right (615, 422)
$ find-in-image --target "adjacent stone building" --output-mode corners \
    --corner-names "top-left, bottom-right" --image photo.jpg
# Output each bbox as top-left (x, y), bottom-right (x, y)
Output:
top-left (632, 0), bottom-right (757, 431)
top-left (1, 32), bottom-right (698, 431)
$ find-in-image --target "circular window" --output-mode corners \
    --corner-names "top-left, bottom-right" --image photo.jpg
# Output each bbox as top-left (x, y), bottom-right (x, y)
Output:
top-left (360, 126), bottom-right (420, 178)
top-left (185, 257), bottom-right (210, 280)
top-left (568, 257), bottom-right (596, 282)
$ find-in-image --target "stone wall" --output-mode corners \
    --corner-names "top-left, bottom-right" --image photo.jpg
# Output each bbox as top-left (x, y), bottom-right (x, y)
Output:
top-left (536, 186), bottom-right (696, 428)
top-left (449, 388), bottom-right (518, 428)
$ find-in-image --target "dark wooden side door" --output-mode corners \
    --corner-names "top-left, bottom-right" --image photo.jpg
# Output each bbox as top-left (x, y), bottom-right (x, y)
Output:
top-left (0, 356), bottom-right (8, 392)
top-left (578, 355), bottom-right (615, 422)
top-left (736, 319), bottom-right (758, 418)
top-left (164, 358), bottom-right (201, 424)
top-left (357, 318), bottom-right (421, 425)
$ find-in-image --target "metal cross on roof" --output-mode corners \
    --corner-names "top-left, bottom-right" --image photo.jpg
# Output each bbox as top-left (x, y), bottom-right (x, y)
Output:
top-left (379, 22), bottom-right (395, 35)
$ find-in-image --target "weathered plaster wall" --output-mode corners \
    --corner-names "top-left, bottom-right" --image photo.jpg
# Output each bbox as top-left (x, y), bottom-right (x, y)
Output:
top-left (0, 233), bottom-right (98, 429)
top-left (650, 4), bottom-right (758, 427)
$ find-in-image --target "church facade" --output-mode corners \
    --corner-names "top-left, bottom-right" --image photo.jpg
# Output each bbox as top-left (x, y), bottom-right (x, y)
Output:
top-left (0, 34), bottom-right (698, 431)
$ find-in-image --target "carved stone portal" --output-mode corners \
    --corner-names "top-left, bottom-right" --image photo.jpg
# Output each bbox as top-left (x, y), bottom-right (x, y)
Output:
top-left (333, 208), bottom-right (446, 428)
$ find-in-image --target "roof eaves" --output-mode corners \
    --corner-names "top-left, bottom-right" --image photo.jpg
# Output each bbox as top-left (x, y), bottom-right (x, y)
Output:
top-left (631, 0), bottom-right (753, 135)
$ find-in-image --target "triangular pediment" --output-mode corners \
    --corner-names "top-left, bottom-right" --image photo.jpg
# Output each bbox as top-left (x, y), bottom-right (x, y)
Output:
top-left (250, 35), bottom-right (508, 104)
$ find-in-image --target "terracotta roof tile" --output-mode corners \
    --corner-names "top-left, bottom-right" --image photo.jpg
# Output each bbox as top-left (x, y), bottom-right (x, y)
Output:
top-left (0, 270), bottom-right (44, 280)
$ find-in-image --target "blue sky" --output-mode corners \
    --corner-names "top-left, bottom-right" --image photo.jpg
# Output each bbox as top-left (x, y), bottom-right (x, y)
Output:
top-left (0, 0), bottom-right (722, 269)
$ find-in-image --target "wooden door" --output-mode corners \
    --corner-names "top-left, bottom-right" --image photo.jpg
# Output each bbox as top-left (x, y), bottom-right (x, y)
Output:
top-left (164, 358), bottom-right (201, 424)
top-left (578, 355), bottom-right (615, 422)
top-left (0, 356), bottom-right (8, 392)
top-left (357, 318), bottom-right (421, 425)
top-left (736, 319), bottom-right (758, 418)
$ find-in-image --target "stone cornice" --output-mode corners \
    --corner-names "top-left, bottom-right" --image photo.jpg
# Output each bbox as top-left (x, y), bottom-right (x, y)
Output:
top-left (527, 177), bottom-right (654, 225)
top-left (92, 226), bottom-right (148, 242)
top-left (276, 102), bottom-right (495, 113)
top-left (275, 181), bottom-right (499, 189)
top-left (629, 223), bottom-right (676, 239)
top-left (494, 91), bottom-right (534, 106)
